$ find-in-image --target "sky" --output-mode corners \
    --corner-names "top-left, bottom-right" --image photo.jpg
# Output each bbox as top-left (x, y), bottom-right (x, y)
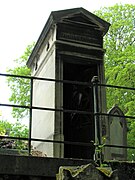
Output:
top-left (0, 0), bottom-right (135, 122)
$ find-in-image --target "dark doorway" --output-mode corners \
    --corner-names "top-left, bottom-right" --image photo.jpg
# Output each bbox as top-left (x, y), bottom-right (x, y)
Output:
top-left (63, 62), bottom-right (98, 159)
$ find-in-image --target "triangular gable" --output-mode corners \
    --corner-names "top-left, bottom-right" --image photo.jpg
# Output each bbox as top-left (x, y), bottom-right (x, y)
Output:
top-left (62, 13), bottom-right (99, 27)
top-left (108, 105), bottom-right (125, 117)
top-left (27, 8), bottom-right (110, 68)
top-left (51, 8), bottom-right (110, 35)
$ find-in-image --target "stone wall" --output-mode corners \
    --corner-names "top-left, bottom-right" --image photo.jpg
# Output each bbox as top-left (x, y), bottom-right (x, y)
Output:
top-left (31, 29), bottom-right (56, 157)
top-left (1, 154), bottom-right (135, 179)
top-left (0, 154), bottom-right (91, 179)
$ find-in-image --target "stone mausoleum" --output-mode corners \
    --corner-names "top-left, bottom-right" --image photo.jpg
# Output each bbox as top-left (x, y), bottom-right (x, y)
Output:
top-left (27, 7), bottom-right (127, 160)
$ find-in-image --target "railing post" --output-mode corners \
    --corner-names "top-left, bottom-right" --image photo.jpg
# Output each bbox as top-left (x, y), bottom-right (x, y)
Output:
top-left (91, 76), bottom-right (101, 161)
top-left (28, 77), bottom-right (33, 155)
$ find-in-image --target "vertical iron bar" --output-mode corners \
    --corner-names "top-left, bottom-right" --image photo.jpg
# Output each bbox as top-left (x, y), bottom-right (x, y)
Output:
top-left (28, 77), bottom-right (33, 155)
top-left (91, 76), bottom-right (101, 160)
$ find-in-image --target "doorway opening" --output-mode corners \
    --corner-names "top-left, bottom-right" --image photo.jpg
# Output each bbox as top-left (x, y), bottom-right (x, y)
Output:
top-left (63, 61), bottom-right (98, 159)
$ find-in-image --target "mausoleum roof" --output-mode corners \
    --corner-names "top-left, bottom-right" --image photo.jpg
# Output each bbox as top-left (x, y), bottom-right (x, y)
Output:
top-left (51, 7), bottom-right (110, 34)
top-left (27, 7), bottom-right (110, 68)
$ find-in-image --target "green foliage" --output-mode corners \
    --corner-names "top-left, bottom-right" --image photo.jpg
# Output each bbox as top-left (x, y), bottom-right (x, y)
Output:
top-left (7, 43), bottom-right (35, 120)
top-left (95, 4), bottom-right (135, 110)
top-left (0, 120), bottom-right (12, 135)
top-left (127, 121), bottom-right (135, 160)
top-left (95, 4), bottom-right (135, 160)
top-left (0, 120), bottom-right (28, 150)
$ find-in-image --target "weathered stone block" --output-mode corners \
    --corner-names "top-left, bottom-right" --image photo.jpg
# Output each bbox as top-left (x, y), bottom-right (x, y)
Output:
top-left (56, 163), bottom-right (118, 180)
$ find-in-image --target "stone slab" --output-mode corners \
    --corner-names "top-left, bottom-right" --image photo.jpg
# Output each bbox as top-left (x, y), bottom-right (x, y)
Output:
top-left (0, 154), bottom-right (92, 177)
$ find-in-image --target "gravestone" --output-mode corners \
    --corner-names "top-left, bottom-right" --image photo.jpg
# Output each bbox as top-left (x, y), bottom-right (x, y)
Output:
top-left (27, 7), bottom-right (110, 159)
top-left (105, 105), bottom-right (127, 160)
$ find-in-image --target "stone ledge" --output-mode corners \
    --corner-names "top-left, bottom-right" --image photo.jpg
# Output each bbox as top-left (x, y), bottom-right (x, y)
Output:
top-left (0, 154), bottom-right (92, 177)
top-left (1, 154), bottom-right (135, 179)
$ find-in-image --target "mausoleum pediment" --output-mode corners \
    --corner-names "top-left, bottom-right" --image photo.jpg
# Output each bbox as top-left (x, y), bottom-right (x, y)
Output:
top-left (51, 7), bottom-right (110, 35)
top-left (27, 7), bottom-right (110, 68)
top-left (62, 13), bottom-right (99, 27)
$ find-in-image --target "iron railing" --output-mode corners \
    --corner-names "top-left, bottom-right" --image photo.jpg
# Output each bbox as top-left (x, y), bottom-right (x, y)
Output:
top-left (0, 73), bottom-right (135, 161)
